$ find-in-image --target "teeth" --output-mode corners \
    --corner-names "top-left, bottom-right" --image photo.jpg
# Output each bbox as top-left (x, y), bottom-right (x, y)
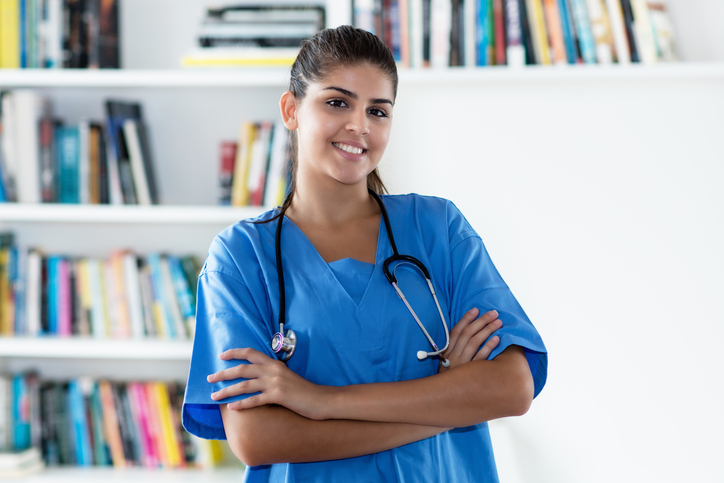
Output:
top-left (334, 142), bottom-right (364, 155)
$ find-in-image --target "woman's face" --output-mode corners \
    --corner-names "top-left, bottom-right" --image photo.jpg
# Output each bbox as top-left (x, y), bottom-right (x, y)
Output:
top-left (284, 63), bottom-right (395, 191)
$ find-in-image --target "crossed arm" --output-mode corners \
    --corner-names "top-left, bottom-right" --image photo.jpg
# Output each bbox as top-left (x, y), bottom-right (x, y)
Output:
top-left (208, 309), bottom-right (534, 467)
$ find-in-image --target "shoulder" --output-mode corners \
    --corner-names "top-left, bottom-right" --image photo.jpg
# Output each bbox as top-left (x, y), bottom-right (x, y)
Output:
top-left (381, 193), bottom-right (479, 244)
top-left (203, 208), bottom-right (280, 279)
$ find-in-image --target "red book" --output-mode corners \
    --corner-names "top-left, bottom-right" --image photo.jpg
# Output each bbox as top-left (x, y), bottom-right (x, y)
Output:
top-left (218, 141), bottom-right (237, 205)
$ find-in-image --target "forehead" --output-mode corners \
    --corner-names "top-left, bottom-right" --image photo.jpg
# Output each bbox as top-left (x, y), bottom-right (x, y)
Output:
top-left (310, 63), bottom-right (395, 100)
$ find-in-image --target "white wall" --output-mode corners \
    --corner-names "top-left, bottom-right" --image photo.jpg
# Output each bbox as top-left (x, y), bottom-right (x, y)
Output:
top-left (382, 68), bottom-right (724, 483)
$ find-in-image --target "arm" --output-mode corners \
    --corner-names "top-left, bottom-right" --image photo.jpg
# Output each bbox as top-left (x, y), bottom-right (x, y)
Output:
top-left (220, 405), bottom-right (449, 467)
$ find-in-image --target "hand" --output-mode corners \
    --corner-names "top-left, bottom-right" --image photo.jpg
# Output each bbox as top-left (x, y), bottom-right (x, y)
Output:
top-left (207, 348), bottom-right (332, 420)
top-left (438, 308), bottom-right (501, 374)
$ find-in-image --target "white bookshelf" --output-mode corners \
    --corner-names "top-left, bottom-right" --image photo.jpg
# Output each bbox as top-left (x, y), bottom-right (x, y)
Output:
top-left (18, 467), bottom-right (244, 483)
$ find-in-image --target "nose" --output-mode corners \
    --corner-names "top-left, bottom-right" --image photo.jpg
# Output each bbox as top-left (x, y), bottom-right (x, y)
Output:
top-left (346, 108), bottom-right (370, 136)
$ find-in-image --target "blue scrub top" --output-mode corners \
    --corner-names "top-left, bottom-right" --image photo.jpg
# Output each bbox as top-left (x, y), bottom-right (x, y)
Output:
top-left (183, 193), bottom-right (547, 482)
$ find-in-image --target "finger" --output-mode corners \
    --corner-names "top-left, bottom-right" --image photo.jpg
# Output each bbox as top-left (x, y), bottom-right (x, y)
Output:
top-left (210, 376), bottom-right (267, 401)
top-left (473, 335), bottom-right (500, 361)
top-left (458, 317), bottom-right (502, 362)
top-left (227, 394), bottom-right (266, 411)
top-left (446, 310), bottom-right (499, 361)
top-left (218, 347), bottom-right (275, 365)
top-left (447, 308), bottom-right (479, 352)
top-left (207, 359), bottom-right (270, 383)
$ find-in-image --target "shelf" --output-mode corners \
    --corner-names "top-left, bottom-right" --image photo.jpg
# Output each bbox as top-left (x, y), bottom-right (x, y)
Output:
top-left (0, 336), bottom-right (192, 360)
top-left (17, 466), bottom-right (243, 482)
top-left (0, 204), bottom-right (267, 224)
top-left (1, 62), bottom-right (723, 89)
top-left (0, 68), bottom-right (291, 88)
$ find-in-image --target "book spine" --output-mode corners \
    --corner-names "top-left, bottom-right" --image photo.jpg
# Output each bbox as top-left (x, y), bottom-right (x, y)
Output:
top-left (619, 0), bottom-right (639, 61)
top-left (526, 0), bottom-right (551, 65)
top-left (0, 0), bottom-right (21, 68)
top-left (630, 0), bottom-right (656, 63)
top-left (218, 141), bottom-right (236, 206)
top-left (604, 0), bottom-right (630, 63)
top-left (430, 0), bottom-right (451, 68)
top-left (409, 0), bottom-right (424, 68)
top-left (504, 0), bottom-right (525, 67)
top-left (557, 0), bottom-right (579, 63)
top-left (492, 0), bottom-right (505, 64)
top-left (98, 380), bottom-right (125, 467)
top-left (541, 0), bottom-right (567, 64)
top-left (570, 0), bottom-right (597, 63)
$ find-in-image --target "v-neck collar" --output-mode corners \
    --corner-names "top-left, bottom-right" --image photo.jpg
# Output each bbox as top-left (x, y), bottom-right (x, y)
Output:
top-left (278, 211), bottom-right (387, 307)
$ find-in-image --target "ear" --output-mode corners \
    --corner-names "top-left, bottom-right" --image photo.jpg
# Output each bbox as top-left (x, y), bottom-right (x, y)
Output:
top-left (280, 91), bottom-right (299, 130)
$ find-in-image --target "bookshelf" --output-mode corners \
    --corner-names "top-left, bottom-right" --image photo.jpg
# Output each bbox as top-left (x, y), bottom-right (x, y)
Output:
top-left (1, 0), bottom-right (723, 482)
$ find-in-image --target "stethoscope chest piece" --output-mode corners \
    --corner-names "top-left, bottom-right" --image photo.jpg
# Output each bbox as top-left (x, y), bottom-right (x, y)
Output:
top-left (271, 328), bottom-right (297, 362)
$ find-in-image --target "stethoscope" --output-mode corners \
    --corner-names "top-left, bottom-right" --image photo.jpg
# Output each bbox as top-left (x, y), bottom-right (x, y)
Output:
top-left (271, 189), bottom-right (451, 367)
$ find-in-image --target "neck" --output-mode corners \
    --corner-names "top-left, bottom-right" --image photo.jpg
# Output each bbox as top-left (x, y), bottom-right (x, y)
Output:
top-left (287, 178), bottom-right (378, 228)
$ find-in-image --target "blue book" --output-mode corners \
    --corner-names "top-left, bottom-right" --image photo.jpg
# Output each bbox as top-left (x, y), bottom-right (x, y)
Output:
top-left (12, 374), bottom-right (30, 450)
top-left (67, 379), bottom-right (93, 466)
top-left (0, 160), bottom-right (6, 201)
top-left (167, 255), bottom-right (194, 320)
top-left (569, 0), bottom-right (597, 64)
top-left (557, 0), bottom-right (578, 64)
top-left (55, 126), bottom-right (81, 204)
top-left (46, 256), bottom-right (59, 334)
top-left (476, 0), bottom-right (490, 65)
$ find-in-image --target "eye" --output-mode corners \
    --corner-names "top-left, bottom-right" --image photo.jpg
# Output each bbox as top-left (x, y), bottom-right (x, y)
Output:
top-left (327, 99), bottom-right (348, 108)
top-left (368, 107), bottom-right (388, 118)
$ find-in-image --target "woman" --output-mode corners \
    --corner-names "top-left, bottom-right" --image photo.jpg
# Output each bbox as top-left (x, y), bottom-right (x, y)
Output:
top-left (183, 25), bottom-right (547, 482)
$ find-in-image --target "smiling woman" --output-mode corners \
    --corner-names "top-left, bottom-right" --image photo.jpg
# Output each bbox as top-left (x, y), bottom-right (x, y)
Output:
top-left (182, 25), bottom-right (547, 483)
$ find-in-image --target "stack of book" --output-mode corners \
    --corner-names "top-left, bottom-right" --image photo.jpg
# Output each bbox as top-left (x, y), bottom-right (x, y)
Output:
top-left (0, 0), bottom-right (120, 69)
top-left (219, 119), bottom-right (291, 208)
top-left (0, 232), bottom-right (201, 340)
top-left (0, 92), bottom-right (158, 205)
top-left (0, 372), bottom-right (228, 469)
top-left (354, 0), bottom-right (677, 68)
top-left (182, 3), bottom-right (325, 68)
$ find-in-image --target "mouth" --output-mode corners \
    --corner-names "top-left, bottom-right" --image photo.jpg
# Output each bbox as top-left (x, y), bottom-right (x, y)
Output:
top-left (333, 142), bottom-right (367, 155)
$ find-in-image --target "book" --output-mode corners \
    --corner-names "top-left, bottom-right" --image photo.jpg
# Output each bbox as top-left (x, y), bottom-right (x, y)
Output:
top-left (630, 0), bottom-right (657, 63)
top-left (0, 0), bottom-right (20, 68)
top-left (409, 0), bottom-right (424, 68)
top-left (504, 0), bottom-right (526, 67)
top-left (518, 0), bottom-right (536, 64)
top-left (12, 90), bottom-right (43, 203)
top-left (558, 0), bottom-right (580, 63)
top-left (98, 380), bottom-right (125, 467)
top-left (12, 374), bottom-right (30, 451)
top-left (646, 0), bottom-right (676, 61)
top-left (105, 100), bottom-right (146, 204)
top-left (55, 125), bottom-right (81, 204)
top-left (122, 252), bottom-right (146, 338)
top-left (122, 119), bottom-right (153, 205)
top-left (619, 0), bottom-right (639, 62)
top-left (569, 0), bottom-right (597, 63)
top-left (586, 0), bottom-right (613, 63)
top-left (181, 47), bottom-right (299, 67)
top-left (87, 382), bottom-right (109, 466)
top-left (218, 141), bottom-right (236, 205)
top-left (248, 121), bottom-right (273, 207)
top-left (541, 0), bottom-right (567, 64)
top-left (0, 447), bottom-right (44, 478)
top-left (97, 0), bottom-right (120, 68)
top-left (67, 379), bottom-right (93, 466)
top-left (78, 119), bottom-right (90, 204)
top-left (604, 0), bottom-right (630, 63)
top-left (159, 255), bottom-right (188, 339)
top-left (526, 0), bottom-right (551, 65)
top-left (398, 0), bottom-right (411, 67)
top-left (492, 0), bottom-right (505, 64)
top-left (430, 0), bottom-right (452, 68)
top-left (0, 374), bottom-right (9, 451)
top-left (230, 121), bottom-right (256, 206)
top-left (167, 254), bottom-right (195, 337)
top-left (38, 100), bottom-right (56, 203)
top-left (88, 123), bottom-right (102, 204)
top-left (264, 120), bottom-right (289, 209)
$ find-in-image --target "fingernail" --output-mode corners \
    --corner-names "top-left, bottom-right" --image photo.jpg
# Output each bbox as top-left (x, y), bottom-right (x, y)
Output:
top-left (206, 374), bottom-right (213, 382)
top-left (211, 391), bottom-right (218, 399)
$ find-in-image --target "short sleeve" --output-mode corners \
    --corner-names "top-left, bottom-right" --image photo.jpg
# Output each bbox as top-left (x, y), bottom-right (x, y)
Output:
top-left (182, 236), bottom-right (275, 440)
top-left (446, 203), bottom-right (548, 398)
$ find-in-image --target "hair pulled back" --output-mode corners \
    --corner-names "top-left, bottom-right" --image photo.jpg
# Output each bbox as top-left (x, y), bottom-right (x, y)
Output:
top-left (278, 25), bottom-right (398, 216)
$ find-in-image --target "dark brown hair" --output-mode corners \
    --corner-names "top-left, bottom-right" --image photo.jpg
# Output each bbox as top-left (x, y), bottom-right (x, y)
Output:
top-left (276, 25), bottom-right (398, 217)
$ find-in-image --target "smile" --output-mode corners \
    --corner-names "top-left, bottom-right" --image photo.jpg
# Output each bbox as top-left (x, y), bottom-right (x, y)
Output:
top-left (333, 142), bottom-right (366, 155)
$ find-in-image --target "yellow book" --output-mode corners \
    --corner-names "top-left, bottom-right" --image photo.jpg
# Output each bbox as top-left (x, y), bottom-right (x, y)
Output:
top-left (110, 252), bottom-right (132, 338)
top-left (153, 382), bottom-right (182, 468)
top-left (0, 248), bottom-right (14, 335)
top-left (230, 121), bottom-right (256, 206)
top-left (526, 0), bottom-right (551, 65)
top-left (0, 0), bottom-right (20, 68)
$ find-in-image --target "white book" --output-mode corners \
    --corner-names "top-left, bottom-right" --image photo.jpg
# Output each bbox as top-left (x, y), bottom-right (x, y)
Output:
top-left (123, 253), bottom-right (146, 339)
top-left (430, 0), bottom-right (452, 68)
top-left (24, 250), bottom-right (42, 337)
top-left (103, 123), bottom-right (124, 205)
top-left (604, 0), bottom-right (630, 63)
top-left (44, 0), bottom-right (63, 68)
top-left (159, 256), bottom-right (188, 339)
top-left (122, 119), bottom-right (152, 206)
top-left (78, 119), bottom-right (90, 204)
top-left (263, 121), bottom-right (288, 208)
top-left (647, 0), bottom-right (676, 61)
top-left (409, 0), bottom-right (424, 68)
top-left (631, 0), bottom-right (657, 63)
top-left (86, 258), bottom-right (108, 338)
top-left (464, 0), bottom-right (477, 67)
top-left (586, 0), bottom-right (613, 64)
top-left (12, 90), bottom-right (42, 203)
top-left (102, 258), bottom-right (121, 337)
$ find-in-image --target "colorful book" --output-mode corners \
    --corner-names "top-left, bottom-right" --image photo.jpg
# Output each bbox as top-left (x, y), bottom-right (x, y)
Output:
top-left (230, 121), bottom-right (256, 206)
top-left (98, 380), bottom-right (125, 467)
top-left (631, 0), bottom-right (657, 63)
top-left (646, 0), bottom-right (676, 61)
top-left (557, 0), bottom-right (579, 63)
top-left (248, 121), bottom-right (273, 207)
top-left (218, 141), bottom-right (236, 205)
top-left (541, 0), bottom-right (567, 64)
top-left (67, 379), bottom-right (93, 466)
top-left (55, 125), bottom-right (81, 204)
top-left (159, 255), bottom-right (188, 339)
top-left (619, 0), bottom-right (639, 62)
top-left (569, 0), bottom-right (597, 63)
top-left (492, 0), bottom-right (505, 64)
top-left (526, 0), bottom-right (551, 65)
top-left (585, 0), bottom-right (613, 63)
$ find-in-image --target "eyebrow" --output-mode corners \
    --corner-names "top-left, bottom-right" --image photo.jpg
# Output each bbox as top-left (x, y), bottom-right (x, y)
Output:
top-left (323, 86), bottom-right (394, 106)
